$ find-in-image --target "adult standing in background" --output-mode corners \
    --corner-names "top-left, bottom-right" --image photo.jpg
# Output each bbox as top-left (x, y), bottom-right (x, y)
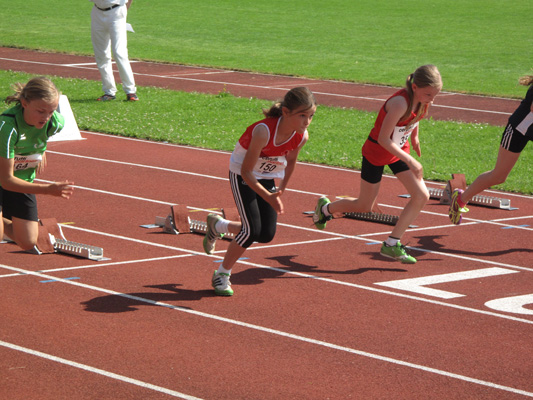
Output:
top-left (89, 0), bottom-right (139, 101)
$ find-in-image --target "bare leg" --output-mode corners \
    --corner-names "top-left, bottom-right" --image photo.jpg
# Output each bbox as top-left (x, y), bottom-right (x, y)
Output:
top-left (461, 147), bottom-right (520, 204)
top-left (328, 180), bottom-right (381, 215)
top-left (220, 240), bottom-right (247, 271)
top-left (227, 221), bottom-right (242, 235)
top-left (0, 213), bottom-right (4, 241)
top-left (4, 217), bottom-right (39, 251)
top-left (390, 171), bottom-right (429, 239)
top-left (211, 224), bottom-right (247, 297)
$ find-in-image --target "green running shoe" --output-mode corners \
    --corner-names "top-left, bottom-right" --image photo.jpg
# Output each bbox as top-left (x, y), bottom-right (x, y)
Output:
top-left (211, 270), bottom-right (234, 296)
top-left (313, 196), bottom-right (332, 230)
top-left (448, 189), bottom-right (469, 225)
top-left (203, 214), bottom-right (224, 254)
top-left (380, 241), bottom-right (417, 264)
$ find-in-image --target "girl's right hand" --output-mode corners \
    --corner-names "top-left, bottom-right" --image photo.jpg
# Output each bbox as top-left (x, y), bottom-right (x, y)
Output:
top-left (49, 181), bottom-right (74, 199)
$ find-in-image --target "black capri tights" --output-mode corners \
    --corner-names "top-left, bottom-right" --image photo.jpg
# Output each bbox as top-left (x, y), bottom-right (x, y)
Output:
top-left (361, 156), bottom-right (410, 184)
top-left (229, 171), bottom-right (277, 248)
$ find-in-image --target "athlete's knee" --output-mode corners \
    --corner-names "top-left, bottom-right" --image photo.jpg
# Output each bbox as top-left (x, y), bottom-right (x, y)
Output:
top-left (16, 237), bottom-right (38, 252)
top-left (256, 232), bottom-right (275, 244)
top-left (255, 226), bottom-right (276, 243)
top-left (488, 169), bottom-right (509, 186)
top-left (411, 188), bottom-right (430, 206)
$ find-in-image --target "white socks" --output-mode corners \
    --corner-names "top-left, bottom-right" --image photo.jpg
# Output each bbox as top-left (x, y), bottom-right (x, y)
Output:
top-left (385, 236), bottom-right (400, 247)
top-left (217, 265), bottom-right (232, 275)
top-left (215, 218), bottom-right (231, 234)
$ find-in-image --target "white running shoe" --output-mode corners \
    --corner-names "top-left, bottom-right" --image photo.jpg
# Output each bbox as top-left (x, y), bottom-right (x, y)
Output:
top-left (203, 214), bottom-right (224, 254)
top-left (211, 270), bottom-right (234, 296)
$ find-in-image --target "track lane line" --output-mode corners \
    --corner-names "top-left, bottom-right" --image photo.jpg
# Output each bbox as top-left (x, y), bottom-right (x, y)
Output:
top-left (3, 223), bottom-right (531, 324)
top-left (1, 263), bottom-right (532, 398)
top-left (32, 176), bottom-right (533, 271)
top-left (0, 56), bottom-right (514, 117)
top-left (0, 339), bottom-right (202, 400)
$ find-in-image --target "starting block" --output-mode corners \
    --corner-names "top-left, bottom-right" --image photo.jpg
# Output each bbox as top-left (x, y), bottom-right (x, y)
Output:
top-left (304, 204), bottom-right (416, 228)
top-left (344, 211), bottom-right (400, 226)
top-left (427, 187), bottom-right (513, 209)
top-left (32, 218), bottom-right (105, 261)
top-left (341, 199), bottom-right (404, 226)
top-left (143, 205), bottom-right (237, 239)
top-left (419, 173), bottom-right (514, 210)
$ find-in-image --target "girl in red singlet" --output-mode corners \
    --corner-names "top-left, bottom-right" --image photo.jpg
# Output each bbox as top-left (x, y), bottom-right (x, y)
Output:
top-left (313, 65), bottom-right (442, 264)
top-left (202, 87), bottom-right (316, 296)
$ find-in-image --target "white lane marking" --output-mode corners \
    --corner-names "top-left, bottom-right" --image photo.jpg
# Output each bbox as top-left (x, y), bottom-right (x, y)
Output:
top-left (375, 267), bottom-right (519, 299)
top-left (0, 57), bottom-right (514, 116)
top-left (485, 294), bottom-right (533, 315)
top-left (1, 264), bottom-right (532, 399)
top-left (0, 340), bottom-right (202, 399)
top-left (3, 223), bottom-right (532, 325)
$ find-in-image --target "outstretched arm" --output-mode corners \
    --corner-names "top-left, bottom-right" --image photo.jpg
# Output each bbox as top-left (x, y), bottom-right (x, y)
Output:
top-left (0, 156), bottom-right (74, 199)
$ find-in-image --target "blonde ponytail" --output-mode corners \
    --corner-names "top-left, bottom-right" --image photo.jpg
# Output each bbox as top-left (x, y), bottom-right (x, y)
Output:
top-left (400, 65), bottom-right (442, 123)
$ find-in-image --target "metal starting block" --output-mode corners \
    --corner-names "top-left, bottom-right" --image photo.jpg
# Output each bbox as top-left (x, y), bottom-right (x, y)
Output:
top-left (427, 187), bottom-right (513, 209)
top-left (344, 211), bottom-right (399, 226)
top-left (419, 173), bottom-right (514, 210)
top-left (146, 205), bottom-right (237, 239)
top-left (32, 218), bottom-right (106, 261)
top-left (344, 212), bottom-right (417, 228)
top-left (304, 209), bottom-right (416, 228)
top-left (53, 238), bottom-right (105, 261)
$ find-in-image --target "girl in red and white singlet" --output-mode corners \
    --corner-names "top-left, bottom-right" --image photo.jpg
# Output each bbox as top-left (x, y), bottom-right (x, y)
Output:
top-left (313, 65), bottom-right (442, 264)
top-left (202, 87), bottom-right (316, 296)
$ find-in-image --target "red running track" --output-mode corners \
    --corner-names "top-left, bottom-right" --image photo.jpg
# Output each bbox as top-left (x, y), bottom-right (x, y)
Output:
top-left (0, 132), bottom-right (532, 399)
top-left (0, 47), bottom-right (522, 126)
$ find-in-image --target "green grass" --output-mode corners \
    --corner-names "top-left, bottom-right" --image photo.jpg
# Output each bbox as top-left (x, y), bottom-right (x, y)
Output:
top-left (2, 70), bottom-right (531, 194)
top-left (1, 0), bottom-right (531, 98)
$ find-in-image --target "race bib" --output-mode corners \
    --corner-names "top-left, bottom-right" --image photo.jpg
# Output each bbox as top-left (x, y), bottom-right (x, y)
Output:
top-left (14, 154), bottom-right (42, 171)
top-left (391, 122), bottom-right (418, 147)
top-left (254, 155), bottom-right (287, 176)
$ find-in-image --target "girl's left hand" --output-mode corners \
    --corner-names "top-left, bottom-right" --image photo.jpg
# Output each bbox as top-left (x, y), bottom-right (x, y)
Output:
top-left (268, 191), bottom-right (284, 214)
top-left (411, 139), bottom-right (422, 157)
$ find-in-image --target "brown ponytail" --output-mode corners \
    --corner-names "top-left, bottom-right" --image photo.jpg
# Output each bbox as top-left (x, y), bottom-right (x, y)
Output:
top-left (263, 87), bottom-right (316, 118)
top-left (519, 75), bottom-right (533, 86)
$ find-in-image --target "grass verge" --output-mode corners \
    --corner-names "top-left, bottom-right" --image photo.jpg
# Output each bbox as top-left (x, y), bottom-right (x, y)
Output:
top-left (1, 70), bottom-right (531, 194)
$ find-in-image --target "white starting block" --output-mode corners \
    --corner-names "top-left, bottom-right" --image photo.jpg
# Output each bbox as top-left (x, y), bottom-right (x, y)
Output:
top-left (142, 205), bottom-right (237, 239)
top-left (31, 218), bottom-right (106, 261)
top-left (400, 173), bottom-right (515, 210)
top-left (53, 237), bottom-right (105, 261)
top-left (427, 187), bottom-right (513, 209)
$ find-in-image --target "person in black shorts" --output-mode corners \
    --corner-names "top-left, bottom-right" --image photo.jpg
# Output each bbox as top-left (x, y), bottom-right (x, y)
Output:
top-left (449, 75), bottom-right (533, 224)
